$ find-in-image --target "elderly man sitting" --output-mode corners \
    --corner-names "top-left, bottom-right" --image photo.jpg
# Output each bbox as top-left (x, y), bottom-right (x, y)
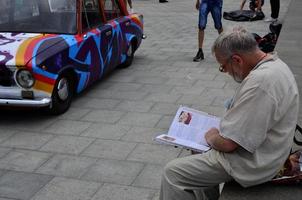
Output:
top-left (160, 26), bottom-right (299, 200)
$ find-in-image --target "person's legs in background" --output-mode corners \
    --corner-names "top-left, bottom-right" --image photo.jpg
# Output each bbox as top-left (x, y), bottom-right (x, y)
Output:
top-left (127, 0), bottom-right (133, 13)
top-left (265, 0), bottom-right (280, 22)
top-left (270, 0), bottom-right (280, 19)
top-left (211, 2), bottom-right (223, 34)
top-left (193, 29), bottom-right (205, 62)
top-left (193, 2), bottom-right (209, 62)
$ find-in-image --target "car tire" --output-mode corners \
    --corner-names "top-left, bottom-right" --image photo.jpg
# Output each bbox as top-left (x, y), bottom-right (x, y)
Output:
top-left (119, 40), bottom-right (135, 68)
top-left (42, 72), bottom-right (74, 115)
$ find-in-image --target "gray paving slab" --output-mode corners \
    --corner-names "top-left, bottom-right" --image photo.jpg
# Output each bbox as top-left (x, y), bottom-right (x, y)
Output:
top-left (132, 164), bottom-right (163, 190)
top-left (144, 93), bottom-right (182, 104)
top-left (127, 143), bottom-right (181, 165)
top-left (138, 84), bottom-right (174, 94)
top-left (121, 126), bottom-right (165, 144)
top-left (177, 94), bottom-right (215, 106)
top-left (155, 115), bottom-right (174, 129)
top-left (44, 120), bottom-right (91, 136)
top-left (81, 109), bottom-right (125, 123)
top-left (31, 177), bottom-right (100, 200)
top-left (105, 82), bottom-right (144, 92)
top-left (81, 139), bottom-right (137, 160)
top-left (0, 171), bottom-right (53, 200)
top-left (9, 117), bottom-right (58, 132)
top-left (81, 159), bottom-right (144, 185)
top-left (88, 89), bottom-right (149, 101)
top-left (91, 183), bottom-right (156, 200)
top-left (0, 150), bottom-right (51, 172)
top-left (0, 148), bottom-right (10, 159)
top-left (0, 170), bottom-right (6, 178)
top-left (116, 100), bottom-right (155, 112)
top-left (0, 131), bottom-right (54, 150)
top-left (118, 112), bottom-right (162, 127)
top-left (81, 123), bottom-right (131, 139)
top-left (36, 154), bottom-right (98, 179)
top-left (170, 85), bottom-right (206, 96)
top-left (40, 136), bottom-right (95, 155)
top-left (72, 97), bottom-right (121, 110)
top-left (150, 103), bottom-right (180, 115)
top-left (57, 107), bottom-right (91, 120)
top-left (194, 80), bottom-right (226, 89)
top-left (0, 130), bottom-right (16, 144)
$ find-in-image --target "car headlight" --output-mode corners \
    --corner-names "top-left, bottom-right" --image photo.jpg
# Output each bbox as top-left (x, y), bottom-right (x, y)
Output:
top-left (15, 69), bottom-right (35, 89)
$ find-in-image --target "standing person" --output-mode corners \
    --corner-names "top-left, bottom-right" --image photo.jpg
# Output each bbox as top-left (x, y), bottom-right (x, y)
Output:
top-left (160, 26), bottom-right (299, 200)
top-left (124, 0), bottom-right (133, 13)
top-left (240, 0), bottom-right (263, 12)
top-left (264, 0), bottom-right (280, 22)
top-left (193, 0), bottom-right (223, 62)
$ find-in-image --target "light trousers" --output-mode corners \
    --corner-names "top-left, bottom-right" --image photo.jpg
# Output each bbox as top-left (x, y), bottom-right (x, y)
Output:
top-left (160, 150), bottom-right (233, 200)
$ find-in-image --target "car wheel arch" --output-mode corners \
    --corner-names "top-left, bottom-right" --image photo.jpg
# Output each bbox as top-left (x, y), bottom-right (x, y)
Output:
top-left (56, 66), bottom-right (78, 93)
top-left (129, 37), bottom-right (138, 51)
top-left (41, 67), bottom-right (77, 115)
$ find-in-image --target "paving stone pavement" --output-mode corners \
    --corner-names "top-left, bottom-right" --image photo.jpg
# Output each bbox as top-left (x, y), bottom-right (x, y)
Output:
top-left (0, 0), bottom-right (297, 200)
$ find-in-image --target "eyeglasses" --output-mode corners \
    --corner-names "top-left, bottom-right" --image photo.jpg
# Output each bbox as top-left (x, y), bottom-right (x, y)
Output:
top-left (219, 57), bottom-right (232, 72)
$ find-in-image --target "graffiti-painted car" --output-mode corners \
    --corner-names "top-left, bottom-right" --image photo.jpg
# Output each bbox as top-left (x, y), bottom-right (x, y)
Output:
top-left (0, 0), bottom-right (144, 114)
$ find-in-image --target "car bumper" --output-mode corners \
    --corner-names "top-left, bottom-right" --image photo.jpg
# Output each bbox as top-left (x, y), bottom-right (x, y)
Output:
top-left (0, 87), bottom-right (51, 107)
top-left (0, 98), bottom-right (51, 107)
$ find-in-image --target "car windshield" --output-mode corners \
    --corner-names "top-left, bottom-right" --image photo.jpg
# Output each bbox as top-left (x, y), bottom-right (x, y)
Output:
top-left (0, 0), bottom-right (77, 34)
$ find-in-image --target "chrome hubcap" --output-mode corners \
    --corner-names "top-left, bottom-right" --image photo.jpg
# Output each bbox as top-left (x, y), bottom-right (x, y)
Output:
top-left (57, 78), bottom-right (69, 101)
top-left (127, 44), bottom-right (133, 57)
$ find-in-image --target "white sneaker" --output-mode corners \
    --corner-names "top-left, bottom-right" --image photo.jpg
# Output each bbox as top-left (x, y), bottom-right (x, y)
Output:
top-left (264, 17), bottom-right (278, 22)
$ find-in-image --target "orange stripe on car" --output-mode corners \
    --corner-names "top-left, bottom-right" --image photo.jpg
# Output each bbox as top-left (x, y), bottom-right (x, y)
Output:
top-left (33, 80), bottom-right (54, 94)
top-left (34, 73), bottom-right (56, 85)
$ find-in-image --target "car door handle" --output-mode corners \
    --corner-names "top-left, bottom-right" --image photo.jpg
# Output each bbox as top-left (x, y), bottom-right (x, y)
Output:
top-left (105, 31), bottom-right (112, 36)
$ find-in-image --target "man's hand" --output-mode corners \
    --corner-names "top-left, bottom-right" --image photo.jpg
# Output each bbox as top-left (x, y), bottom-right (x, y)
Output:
top-left (205, 128), bottom-right (239, 152)
top-left (195, 0), bottom-right (200, 10)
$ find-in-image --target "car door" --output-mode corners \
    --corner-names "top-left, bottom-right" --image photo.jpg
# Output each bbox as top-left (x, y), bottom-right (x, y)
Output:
top-left (80, 0), bottom-right (113, 84)
top-left (102, 0), bottom-right (128, 67)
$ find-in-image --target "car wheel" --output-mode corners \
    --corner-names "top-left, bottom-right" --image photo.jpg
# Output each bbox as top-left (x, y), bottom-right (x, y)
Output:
top-left (119, 41), bottom-right (135, 68)
top-left (42, 73), bottom-right (74, 115)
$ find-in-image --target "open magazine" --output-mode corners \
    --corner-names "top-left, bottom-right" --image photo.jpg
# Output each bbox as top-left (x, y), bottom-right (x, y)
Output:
top-left (155, 106), bottom-right (220, 153)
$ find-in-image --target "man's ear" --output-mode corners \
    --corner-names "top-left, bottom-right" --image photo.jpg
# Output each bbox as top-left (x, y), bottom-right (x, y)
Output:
top-left (231, 54), bottom-right (242, 64)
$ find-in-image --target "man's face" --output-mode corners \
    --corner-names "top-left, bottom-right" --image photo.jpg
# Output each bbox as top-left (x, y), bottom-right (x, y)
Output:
top-left (215, 52), bottom-right (245, 83)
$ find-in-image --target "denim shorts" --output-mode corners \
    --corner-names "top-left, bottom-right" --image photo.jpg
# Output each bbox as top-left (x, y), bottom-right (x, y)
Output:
top-left (198, 0), bottom-right (223, 30)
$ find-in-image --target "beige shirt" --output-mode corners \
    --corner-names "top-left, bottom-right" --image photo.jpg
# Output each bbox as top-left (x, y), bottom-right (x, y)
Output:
top-left (218, 53), bottom-right (299, 187)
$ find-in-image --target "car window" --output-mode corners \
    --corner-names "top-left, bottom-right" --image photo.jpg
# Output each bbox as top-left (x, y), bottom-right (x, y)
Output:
top-left (14, 0), bottom-right (40, 20)
top-left (82, 0), bottom-right (103, 31)
top-left (48, 0), bottom-right (76, 12)
top-left (103, 0), bottom-right (121, 21)
top-left (0, 0), bottom-right (77, 34)
top-left (0, 0), bottom-right (11, 23)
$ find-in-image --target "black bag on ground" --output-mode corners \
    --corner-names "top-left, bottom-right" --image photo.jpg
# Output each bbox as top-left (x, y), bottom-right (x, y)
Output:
top-left (253, 22), bottom-right (283, 53)
top-left (223, 10), bottom-right (265, 21)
